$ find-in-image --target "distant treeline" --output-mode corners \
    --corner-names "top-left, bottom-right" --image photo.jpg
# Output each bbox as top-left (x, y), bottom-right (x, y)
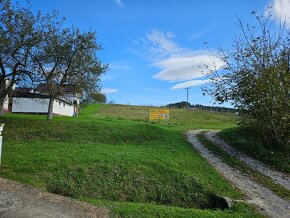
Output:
top-left (166, 101), bottom-right (237, 113)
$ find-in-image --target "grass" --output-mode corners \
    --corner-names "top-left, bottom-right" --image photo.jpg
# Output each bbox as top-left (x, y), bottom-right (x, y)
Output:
top-left (83, 198), bottom-right (262, 218)
top-left (79, 104), bottom-right (237, 130)
top-left (218, 128), bottom-right (290, 173)
top-left (197, 133), bottom-right (290, 201)
top-left (0, 104), bottom-right (264, 217)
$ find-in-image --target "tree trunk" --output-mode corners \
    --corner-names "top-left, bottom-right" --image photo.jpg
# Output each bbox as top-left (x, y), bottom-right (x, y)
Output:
top-left (0, 97), bottom-right (5, 116)
top-left (47, 97), bottom-right (54, 120)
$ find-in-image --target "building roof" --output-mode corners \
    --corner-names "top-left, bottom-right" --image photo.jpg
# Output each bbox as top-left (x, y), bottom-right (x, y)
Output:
top-left (36, 84), bottom-right (81, 94)
top-left (15, 87), bottom-right (34, 93)
top-left (12, 91), bottom-right (73, 105)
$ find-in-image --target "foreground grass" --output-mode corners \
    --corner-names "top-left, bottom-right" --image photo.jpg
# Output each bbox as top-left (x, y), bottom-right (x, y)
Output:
top-left (0, 104), bottom-right (263, 217)
top-left (83, 199), bottom-right (262, 218)
top-left (197, 134), bottom-right (290, 201)
top-left (218, 128), bottom-right (290, 173)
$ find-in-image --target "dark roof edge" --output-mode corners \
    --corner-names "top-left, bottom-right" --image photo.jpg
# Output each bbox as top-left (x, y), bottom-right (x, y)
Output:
top-left (12, 92), bottom-right (73, 106)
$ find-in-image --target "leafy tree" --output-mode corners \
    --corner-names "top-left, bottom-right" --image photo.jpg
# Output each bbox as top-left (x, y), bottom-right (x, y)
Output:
top-left (89, 92), bottom-right (107, 103)
top-left (31, 22), bottom-right (107, 119)
top-left (167, 101), bottom-right (191, 108)
top-left (205, 15), bottom-right (289, 150)
top-left (0, 0), bottom-right (41, 115)
top-left (80, 92), bottom-right (106, 108)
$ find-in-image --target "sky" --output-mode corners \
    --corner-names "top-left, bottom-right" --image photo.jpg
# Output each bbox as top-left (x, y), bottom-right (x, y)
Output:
top-left (17, 0), bottom-right (290, 106)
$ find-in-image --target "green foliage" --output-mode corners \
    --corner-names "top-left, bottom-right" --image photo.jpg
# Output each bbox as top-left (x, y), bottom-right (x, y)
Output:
top-left (166, 101), bottom-right (190, 109)
top-left (0, 0), bottom-right (41, 114)
top-left (0, 0), bottom-right (106, 119)
top-left (82, 93), bottom-right (107, 107)
top-left (193, 104), bottom-right (237, 113)
top-left (90, 92), bottom-right (107, 103)
top-left (206, 15), bottom-right (290, 150)
top-left (31, 14), bottom-right (107, 120)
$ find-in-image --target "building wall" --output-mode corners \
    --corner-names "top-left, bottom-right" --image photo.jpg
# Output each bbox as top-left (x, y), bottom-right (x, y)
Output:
top-left (12, 98), bottom-right (75, 116)
top-left (53, 99), bottom-right (74, 116)
top-left (62, 93), bottom-right (81, 105)
top-left (12, 98), bottom-right (49, 113)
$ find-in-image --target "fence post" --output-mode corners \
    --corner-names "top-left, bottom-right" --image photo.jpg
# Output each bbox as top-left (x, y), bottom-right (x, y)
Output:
top-left (0, 123), bottom-right (4, 166)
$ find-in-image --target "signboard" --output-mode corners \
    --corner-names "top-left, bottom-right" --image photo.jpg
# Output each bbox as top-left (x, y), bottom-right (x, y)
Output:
top-left (150, 109), bottom-right (169, 120)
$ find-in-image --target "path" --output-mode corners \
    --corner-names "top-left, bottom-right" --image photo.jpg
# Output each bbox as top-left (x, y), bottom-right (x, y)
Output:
top-left (0, 177), bottom-right (108, 218)
top-left (187, 130), bottom-right (290, 218)
top-left (204, 131), bottom-right (290, 190)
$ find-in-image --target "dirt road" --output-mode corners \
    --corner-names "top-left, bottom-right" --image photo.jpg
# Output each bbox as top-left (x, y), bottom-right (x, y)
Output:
top-left (0, 177), bottom-right (108, 218)
top-left (204, 131), bottom-right (290, 190)
top-left (187, 130), bottom-right (290, 218)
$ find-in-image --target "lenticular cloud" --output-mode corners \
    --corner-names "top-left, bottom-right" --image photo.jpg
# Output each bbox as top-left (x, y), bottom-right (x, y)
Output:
top-left (153, 54), bottom-right (224, 82)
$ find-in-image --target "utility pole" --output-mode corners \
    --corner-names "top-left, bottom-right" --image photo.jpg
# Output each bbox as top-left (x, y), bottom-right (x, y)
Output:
top-left (185, 87), bottom-right (190, 110)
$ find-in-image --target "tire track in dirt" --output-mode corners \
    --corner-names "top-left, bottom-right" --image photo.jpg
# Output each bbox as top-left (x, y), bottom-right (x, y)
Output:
top-left (204, 131), bottom-right (290, 190)
top-left (187, 130), bottom-right (290, 218)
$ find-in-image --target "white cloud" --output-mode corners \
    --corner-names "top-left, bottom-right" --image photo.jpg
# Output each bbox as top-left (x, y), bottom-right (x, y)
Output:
top-left (110, 63), bottom-right (130, 70)
top-left (101, 75), bottom-right (115, 81)
top-left (146, 30), bottom-right (187, 60)
top-left (101, 88), bottom-right (118, 94)
top-left (134, 29), bottom-right (189, 61)
top-left (187, 24), bottom-right (216, 40)
top-left (154, 54), bottom-right (224, 82)
top-left (171, 79), bottom-right (210, 90)
top-left (134, 29), bottom-right (224, 89)
top-left (266, 0), bottom-right (290, 27)
top-left (114, 0), bottom-right (124, 7)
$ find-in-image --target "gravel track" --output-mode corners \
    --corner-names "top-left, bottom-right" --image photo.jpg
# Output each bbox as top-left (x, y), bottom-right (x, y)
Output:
top-left (204, 131), bottom-right (290, 190)
top-left (187, 130), bottom-right (290, 218)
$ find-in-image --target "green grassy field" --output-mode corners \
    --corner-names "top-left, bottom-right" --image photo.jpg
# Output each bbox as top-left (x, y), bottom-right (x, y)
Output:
top-left (79, 104), bottom-right (237, 130)
top-left (0, 104), bottom-right (263, 217)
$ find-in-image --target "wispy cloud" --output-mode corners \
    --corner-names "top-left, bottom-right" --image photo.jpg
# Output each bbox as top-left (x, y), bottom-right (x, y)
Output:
top-left (140, 87), bottom-right (164, 93)
top-left (101, 88), bottom-right (118, 94)
top-left (266, 0), bottom-right (290, 27)
top-left (171, 79), bottom-right (210, 90)
top-left (187, 24), bottom-right (216, 40)
top-left (134, 30), bottom-right (189, 61)
top-left (101, 75), bottom-right (115, 81)
top-left (109, 63), bottom-right (130, 70)
top-left (114, 0), bottom-right (125, 8)
top-left (154, 53), bottom-right (224, 82)
top-left (134, 29), bottom-right (224, 90)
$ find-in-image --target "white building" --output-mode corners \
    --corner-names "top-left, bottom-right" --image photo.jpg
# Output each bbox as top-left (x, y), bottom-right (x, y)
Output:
top-left (11, 84), bottom-right (81, 117)
top-left (12, 93), bottom-right (76, 116)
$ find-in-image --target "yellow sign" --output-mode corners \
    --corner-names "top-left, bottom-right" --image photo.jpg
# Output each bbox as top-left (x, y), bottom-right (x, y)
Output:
top-left (150, 109), bottom-right (169, 120)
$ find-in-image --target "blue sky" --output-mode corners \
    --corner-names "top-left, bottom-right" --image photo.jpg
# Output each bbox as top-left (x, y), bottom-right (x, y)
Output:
top-left (18, 0), bottom-right (290, 106)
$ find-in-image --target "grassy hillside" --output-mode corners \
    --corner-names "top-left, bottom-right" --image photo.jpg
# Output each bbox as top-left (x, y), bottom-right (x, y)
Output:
top-left (0, 104), bottom-right (262, 217)
top-left (79, 104), bottom-right (237, 130)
